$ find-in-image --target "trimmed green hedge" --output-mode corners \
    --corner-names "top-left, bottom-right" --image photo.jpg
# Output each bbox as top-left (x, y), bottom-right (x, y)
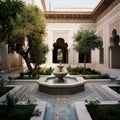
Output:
top-left (15, 67), bottom-right (53, 79)
top-left (67, 67), bottom-right (101, 75)
top-left (82, 74), bottom-right (110, 79)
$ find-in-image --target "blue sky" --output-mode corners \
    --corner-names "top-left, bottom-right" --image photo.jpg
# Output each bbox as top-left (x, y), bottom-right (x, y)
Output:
top-left (45, 0), bottom-right (101, 10)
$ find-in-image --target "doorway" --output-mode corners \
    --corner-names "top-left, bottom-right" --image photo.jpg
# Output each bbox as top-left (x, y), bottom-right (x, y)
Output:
top-left (53, 38), bottom-right (68, 63)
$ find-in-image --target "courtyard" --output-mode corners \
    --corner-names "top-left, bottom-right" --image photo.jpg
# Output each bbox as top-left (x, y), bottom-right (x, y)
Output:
top-left (0, 0), bottom-right (120, 120)
top-left (0, 66), bottom-right (119, 120)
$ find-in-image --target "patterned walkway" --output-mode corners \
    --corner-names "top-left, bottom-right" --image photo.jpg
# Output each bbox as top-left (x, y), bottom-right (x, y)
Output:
top-left (15, 81), bottom-right (115, 120)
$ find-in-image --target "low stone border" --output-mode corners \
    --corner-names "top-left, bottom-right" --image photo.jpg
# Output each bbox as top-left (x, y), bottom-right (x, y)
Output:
top-left (74, 102), bottom-right (92, 120)
top-left (15, 79), bottom-right (39, 82)
top-left (86, 79), bottom-right (110, 82)
top-left (100, 84), bottom-right (120, 100)
top-left (37, 76), bottom-right (86, 95)
top-left (0, 85), bottom-right (23, 104)
top-left (75, 101), bottom-right (119, 120)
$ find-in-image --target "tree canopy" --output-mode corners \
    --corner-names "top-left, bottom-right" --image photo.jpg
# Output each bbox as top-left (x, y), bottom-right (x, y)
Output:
top-left (0, 0), bottom-right (25, 42)
top-left (0, 1), bottom-right (48, 72)
top-left (73, 29), bottom-right (102, 53)
top-left (73, 29), bottom-right (103, 73)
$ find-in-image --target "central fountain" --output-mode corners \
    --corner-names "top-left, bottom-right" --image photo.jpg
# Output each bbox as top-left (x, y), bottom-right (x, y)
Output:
top-left (53, 63), bottom-right (68, 83)
top-left (37, 63), bottom-right (86, 95)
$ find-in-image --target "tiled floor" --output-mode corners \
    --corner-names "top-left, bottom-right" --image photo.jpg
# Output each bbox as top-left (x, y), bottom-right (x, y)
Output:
top-left (13, 81), bottom-right (116, 120)
top-left (3, 67), bottom-right (120, 120)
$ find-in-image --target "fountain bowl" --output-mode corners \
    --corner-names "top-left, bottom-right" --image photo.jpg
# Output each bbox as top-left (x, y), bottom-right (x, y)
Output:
top-left (37, 76), bottom-right (86, 95)
top-left (57, 65), bottom-right (64, 72)
top-left (53, 72), bottom-right (68, 82)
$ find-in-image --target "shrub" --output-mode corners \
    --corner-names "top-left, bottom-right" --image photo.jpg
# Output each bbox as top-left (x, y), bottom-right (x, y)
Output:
top-left (32, 109), bottom-right (42, 116)
top-left (38, 67), bottom-right (53, 75)
top-left (0, 106), bottom-right (7, 118)
top-left (0, 78), bottom-right (5, 88)
top-left (0, 105), bottom-right (35, 120)
top-left (19, 72), bottom-right (24, 78)
top-left (5, 93), bottom-right (18, 106)
top-left (8, 105), bottom-right (35, 120)
top-left (26, 96), bottom-right (36, 105)
top-left (101, 73), bottom-right (110, 79)
top-left (85, 99), bottom-right (100, 119)
top-left (83, 73), bottom-right (110, 79)
top-left (67, 67), bottom-right (101, 75)
top-left (16, 67), bottom-right (53, 79)
top-left (114, 100), bottom-right (120, 119)
top-left (0, 71), bottom-right (6, 88)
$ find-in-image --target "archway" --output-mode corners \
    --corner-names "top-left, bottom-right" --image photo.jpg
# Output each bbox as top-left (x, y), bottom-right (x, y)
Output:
top-left (109, 29), bottom-right (120, 68)
top-left (53, 38), bottom-right (68, 63)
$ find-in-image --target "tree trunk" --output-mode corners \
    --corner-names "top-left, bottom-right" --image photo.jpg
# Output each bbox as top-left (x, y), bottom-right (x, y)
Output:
top-left (83, 53), bottom-right (87, 74)
top-left (18, 52), bottom-right (33, 73)
top-left (14, 49), bottom-right (33, 73)
top-left (23, 56), bottom-right (33, 73)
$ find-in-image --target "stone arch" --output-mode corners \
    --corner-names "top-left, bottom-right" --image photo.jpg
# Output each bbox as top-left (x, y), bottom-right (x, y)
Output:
top-left (109, 29), bottom-right (120, 68)
top-left (110, 29), bottom-right (119, 46)
top-left (53, 38), bottom-right (68, 63)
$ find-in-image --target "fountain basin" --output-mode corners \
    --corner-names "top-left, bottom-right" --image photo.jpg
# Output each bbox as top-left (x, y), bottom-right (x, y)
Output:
top-left (37, 76), bottom-right (86, 95)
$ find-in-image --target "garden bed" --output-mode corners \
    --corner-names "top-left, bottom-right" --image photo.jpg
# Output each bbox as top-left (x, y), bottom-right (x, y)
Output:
top-left (67, 67), bottom-right (100, 75)
top-left (0, 105), bottom-right (36, 120)
top-left (67, 67), bottom-right (111, 79)
top-left (14, 67), bottom-right (53, 80)
top-left (86, 104), bottom-right (120, 120)
top-left (15, 75), bottom-right (40, 80)
top-left (82, 74), bottom-right (110, 79)
top-left (0, 87), bottom-right (14, 97)
top-left (109, 86), bottom-right (120, 94)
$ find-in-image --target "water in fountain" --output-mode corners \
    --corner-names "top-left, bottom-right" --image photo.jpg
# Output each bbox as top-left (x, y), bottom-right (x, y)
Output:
top-left (38, 63), bottom-right (86, 94)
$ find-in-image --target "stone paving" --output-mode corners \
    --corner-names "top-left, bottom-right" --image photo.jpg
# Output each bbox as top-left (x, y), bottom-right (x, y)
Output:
top-left (2, 67), bottom-right (120, 120)
top-left (13, 81), bottom-right (116, 120)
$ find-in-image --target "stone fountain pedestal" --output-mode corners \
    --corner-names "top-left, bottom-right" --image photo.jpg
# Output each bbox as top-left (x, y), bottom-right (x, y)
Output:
top-left (53, 64), bottom-right (68, 82)
top-left (37, 64), bottom-right (86, 95)
top-left (53, 72), bottom-right (68, 82)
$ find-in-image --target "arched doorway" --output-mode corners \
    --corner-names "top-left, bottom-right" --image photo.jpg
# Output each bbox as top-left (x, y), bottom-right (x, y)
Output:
top-left (53, 38), bottom-right (68, 63)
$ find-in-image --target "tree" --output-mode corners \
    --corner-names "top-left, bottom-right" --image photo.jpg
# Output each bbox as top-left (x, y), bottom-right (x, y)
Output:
top-left (73, 29), bottom-right (103, 73)
top-left (7, 5), bottom-right (48, 72)
top-left (0, 0), bottom-right (25, 42)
